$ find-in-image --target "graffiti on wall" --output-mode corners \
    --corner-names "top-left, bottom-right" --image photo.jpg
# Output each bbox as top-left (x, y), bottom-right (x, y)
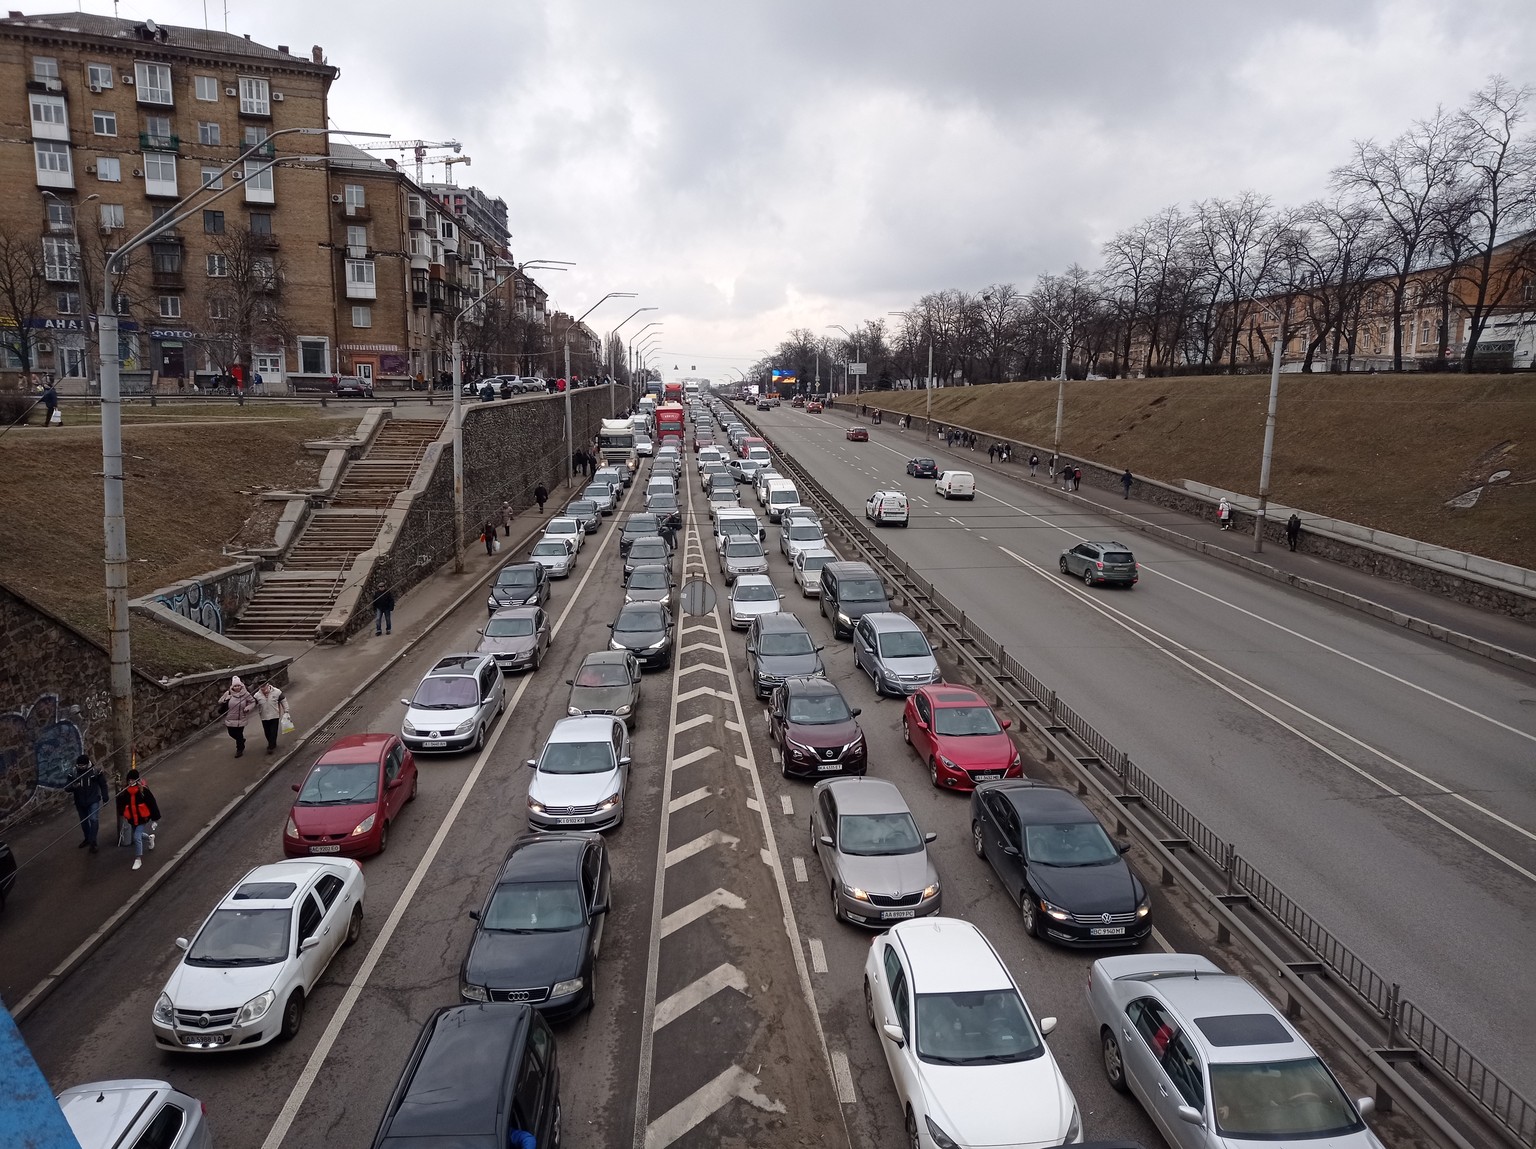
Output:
top-left (157, 581), bottom-right (224, 633)
top-left (0, 693), bottom-right (88, 823)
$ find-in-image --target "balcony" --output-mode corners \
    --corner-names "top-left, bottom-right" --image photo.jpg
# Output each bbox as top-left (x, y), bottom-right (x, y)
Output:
top-left (251, 234), bottom-right (279, 251)
top-left (338, 203), bottom-right (371, 223)
top-left (246, 139), bottom-right (275, 158)
top-left (151, 268), bottom-right (184, 288)
top-left (139, 132), bottom-right (180, 153)
top-left (407, 214), bottom-right (427, 232)
top-left (411, 289), bottom-right (429, 309)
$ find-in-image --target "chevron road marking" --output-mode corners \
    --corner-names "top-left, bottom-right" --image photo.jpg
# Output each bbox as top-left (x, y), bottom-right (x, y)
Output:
top-left (665, 829), bottom-right (740, 868)
top-left (652, 962), bottom-right (750, 1031)
top-left (644, 1065), bottom-right (786, 1149)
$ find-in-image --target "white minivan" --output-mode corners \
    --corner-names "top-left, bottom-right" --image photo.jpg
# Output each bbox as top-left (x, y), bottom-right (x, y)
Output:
top-left (935, 469), bottom-right (976, 500)
top-left (764, 479), bottom-right (800, 523)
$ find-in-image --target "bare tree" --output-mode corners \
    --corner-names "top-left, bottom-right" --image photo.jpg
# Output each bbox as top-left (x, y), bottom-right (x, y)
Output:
top-left (194, 227), bottom-right (294, 387)
top-left (0, 225), bottom-right (60, 382)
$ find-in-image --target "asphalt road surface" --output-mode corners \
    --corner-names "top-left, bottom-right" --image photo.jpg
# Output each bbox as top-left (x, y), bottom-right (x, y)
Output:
top-left (750, 401), bottom-right (1536, 1101)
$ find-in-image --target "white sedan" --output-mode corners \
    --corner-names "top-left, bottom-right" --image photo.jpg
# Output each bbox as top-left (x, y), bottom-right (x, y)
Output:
top-left (863, 917), bottom-right (1081, 1148)
top-left (529, 535), bottom-right (577, 578)
top-left (728, 574), bottom-right (782, 630)
top-left (153, 858), bottom-right (364, 1052)
top-left (543, 516), bottom-right (586, 552)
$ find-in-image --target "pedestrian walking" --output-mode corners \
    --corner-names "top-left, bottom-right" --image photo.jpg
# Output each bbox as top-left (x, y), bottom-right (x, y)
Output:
top-left (988, 444), bottom-right (997, 463)
top-left (571, 450), bottom-right (584, 478)
top-left (41, 382), bottom-right (58, 426)
top-left (483, 520), bottom-right (498, 556)
top-left (65, 753), bottom-right (110, 853)
top-left (218, 676), bottom-right (256, 757)
top-left (372, 587), bottom-right (395, 635)
top-left (1286, 513), bottom-right (1302, 551)
top-left (254, 681), bottom-right (287, 755)
top-left (1217, 497), bottom-right (1232, 530)
top-left (1073, 466), bottom-right (1082, 491)
top-left (115, 768), bottom-right (161, 871)
top-left (1047, 453), bottom-right (1057, 479)
top-left (1029, 452), bottom-right (1039, 476)
top-left (535, 484), bottom-right (548, 514)
top-left (1121, 469), bottom-right (1133, 499)
top-left (501, 500), bottom-right (515, 536)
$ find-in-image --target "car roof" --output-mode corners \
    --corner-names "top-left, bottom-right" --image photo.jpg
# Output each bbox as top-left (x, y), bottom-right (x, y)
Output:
top-left (733, 574), bottom-right (774, 589)
top-left (757, 612), bottom-right (810, 633)
top-left (989, 781), bottom-right (1095, 824)
top-left (497, 562), bottom-right (540, 577)
top-left (860, 611), bottom-right (919, 632)
top-left (1085, 540), bottom-right (1134, 550)
top-left (918, 685), bottom-right (986, 708)
top-left (818, 776), bottom-right (909, 815)
top-left (1146, 974), bottom-right (1312, 1063)
top-left (57, 1079), bottom-right (190, 1148)
top-left (579, 650), bottom-right (632, 667)
top-left (871, 489), bottom-right (906, 498)
top-left (825, 561), bottom-right (878, 576)
top-left (892, 918), bottom-right (1012, 993)
top-left (316, 733), bottom-right (392, 762)
top-left (785, 675), bottom-right (843, 698)
top-left (490, 605), bottom-right (541, 620)
top-left (618, 601), bottom-right (668, 618)
top-left (386, 1004), bottom-right (531, 1140)
top-left (548, 714), bottom-right (618, 742)
top-left (223, 859), bottom-right (336, 907)
top-left (428, 654), bottom-right (487, 676)
top-left (496, 832), bottom-right (594, 884)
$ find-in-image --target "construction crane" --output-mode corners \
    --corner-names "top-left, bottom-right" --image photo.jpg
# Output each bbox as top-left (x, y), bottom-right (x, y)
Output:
top-left (360, 139), bottom-right (463, 183)
top-left (431, 153), bottom-right (473, 185)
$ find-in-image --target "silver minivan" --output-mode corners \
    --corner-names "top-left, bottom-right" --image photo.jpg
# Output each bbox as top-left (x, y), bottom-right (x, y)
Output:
top-left (401, 653), bottom-right (507, 753)
top-left (58, 1079), bottom-right (213, 1149)
top-left (851, 612), bottom-right (941, 696)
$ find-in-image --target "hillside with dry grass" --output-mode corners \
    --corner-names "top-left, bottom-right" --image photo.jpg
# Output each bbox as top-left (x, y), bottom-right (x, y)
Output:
top-left (861, 374), bottom-right (1536, 570)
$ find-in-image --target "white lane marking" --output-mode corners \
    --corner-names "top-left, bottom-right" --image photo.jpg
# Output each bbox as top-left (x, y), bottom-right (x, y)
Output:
top-left (779, 793), bottom-right (794, 816)
top-left (830, 1051), bottom-right (857, 1104)
top-left (652, 963), bottom-right (750, 1031)
top-left (1151, 926), bottom-right (1173, 952)
top-left (659, 888), bottom-right (748, 943)
top-left (677, 665), bottom-right (732, 684)
top-left (673, 713), bottom-right (714, 734)
top-left (792, 857), bottom-right (808, 883)
top-left (1001, 545), bottom-right (1536, 882)
top-left (978, 536), bottom-right (988, 541)
top-left (669, 786), bottom-right (711, 813)
top-left (672, 746), bottom-right (718, 769)
top-left (746, 797), bottom-right (761, 812)
top-left (645, 1065), bottom-right (785, 1149)
top-left (808, 937), bottom-right (828, 974)
top-left (665, 829), bottom-right (741, 868)
top-left (680, 640), bottom-right (727, 656)
top-left (259, 494), bottom-right (619, 1149)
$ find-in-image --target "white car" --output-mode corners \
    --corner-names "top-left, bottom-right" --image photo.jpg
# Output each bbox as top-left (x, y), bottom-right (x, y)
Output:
top-left (866, 489), bottom-right (910, 527)
top-left (864, 917), bottom-right (1081, 1148)
top-left (707, 485), bottom-right (741, 520)
top-left (544, 516), bottom-right (585, 552)
top-left (754, 470), bottom-right (784, 505)
top-left (59, 1079), bottom-right (213, 1149)
top-left (153, 858), bottom-right (365, 1052)
top-left (793, 547), bottom-right (837, 597)
top-left (529, 535), bottom-right (577, 578)
top-left (400, 652), bottom-right (506, 754)
top-left (728, 574), bottom-right (781, 630)
top-left (526, 714), bottom-right (631, 832)
top-left (697, 445), bottom-right (727, 472)
top-left (635, 435), bottom-right (654, 456)
top-left (780, 518), bottom-right (827, 563)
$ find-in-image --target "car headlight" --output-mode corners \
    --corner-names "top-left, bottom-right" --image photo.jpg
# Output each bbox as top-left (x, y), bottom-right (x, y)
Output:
top-left (461, 982), bottom-right (489, 1002)
top-left (351, 813), bottom-right (377, 837)
top-left (615, 703), bottom-right (632, 716)
top-left (837, 612), bottom-right (851, 625)
top-left (454, 718), bottom-right (476, 735)
top-left (568, 706), bottom-right (583, 716)
top-left (1065, 1105), bottom-right (1081, 1143)
top-left (646, 638), bottom-right (667, 651)
top-left (610, 638), bottom-right (627, 651)
top-left (922, 883), bottom-right (941, 899)
top-left (528, 798), bottom-right (546, 814)
top-left (844, 885), bottom-right (871, 902)
top-left (487, 597), bottom-right (498, 609)
top-left (552, 977), bottom-right (585, 997)
top-left (598, 794), bottom-right (621, 811)
top-left (236, 989), bottom-right (276, 1027)
top-left (402, 718), bottom-right (418, 735)
top-left (1041, 898), bottom-right (1072, 922)
top-left (1136, 896), bottom-right (1152, 919)
top-left (153, 992), bottom-right (175, 1026)
top-left (938, 755), bottom-right (959, 772)
top-left (924, 1115), bottom-right (960, 1149)
top-left (1010, 750), bottom-right (1022, 768)
top-left (786, 738), bottom-right (815, 759)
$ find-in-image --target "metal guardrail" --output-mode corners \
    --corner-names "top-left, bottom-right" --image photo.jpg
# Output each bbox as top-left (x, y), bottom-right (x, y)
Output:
top-left (746, 408), bottom-right (1532, 1149)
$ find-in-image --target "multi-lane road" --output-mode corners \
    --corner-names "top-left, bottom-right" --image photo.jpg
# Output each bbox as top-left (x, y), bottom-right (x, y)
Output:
top-left (751, 400), bottom-right (1536, 1100)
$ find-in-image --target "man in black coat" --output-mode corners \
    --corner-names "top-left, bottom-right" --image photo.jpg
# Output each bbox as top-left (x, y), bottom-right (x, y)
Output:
top-left (65, 753), bottom-right (111, 853)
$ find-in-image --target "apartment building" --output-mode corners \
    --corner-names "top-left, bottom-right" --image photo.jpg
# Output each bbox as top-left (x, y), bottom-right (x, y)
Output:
top-left (0, 11), bottom-right (340, 389)
top-left (424, 182), bottom-right (509, 248)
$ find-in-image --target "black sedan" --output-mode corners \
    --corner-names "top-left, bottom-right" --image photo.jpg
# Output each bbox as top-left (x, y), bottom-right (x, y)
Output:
top-left (647, 493), bottom-right (683, 534)
top-left (608, 602), bottom-right (674, 670)
top-left (623, 536), bottom-right (674, 579)
top-left (906, 457), bottom-right (938, 478)
top-left (333, 377), bottom-right (375, 399)
top-left (618, 513), bottom-right (671, 557)
top-left (969, 780), bottom-right (1151, 945)
top-left (565, 498), bottom-right (602, 534)
top-left (565, 651), bottom-right (642, 728)
top-left (460, 832), bottom-right (610, 1021)
top-left (486, 562), bottom-right (549, 614)
top-left (746, 612), bottom-right (824, 699)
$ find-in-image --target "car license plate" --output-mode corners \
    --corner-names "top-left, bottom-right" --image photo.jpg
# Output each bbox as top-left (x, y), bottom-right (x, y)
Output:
top-left (309, 844), bottom-right (341, 853)
top-left (423, 740), bottom-right (448, 748)
top-left (1090, 926), bottom-right (1126, 936)
top-left (180, 1032), bottom-right (228, 1047)
top-left (971, 771), bottom-right (1002, 781)
top-left (557, 817), bottom-right (586, 825)
top-left (817, 761), bottom-right (842, 771)
top-left (883, 909), bottom-right (916, 920)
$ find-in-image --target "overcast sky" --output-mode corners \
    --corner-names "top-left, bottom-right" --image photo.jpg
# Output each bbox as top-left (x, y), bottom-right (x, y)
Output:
top-left (72, 0), bottom-right (1536, 379)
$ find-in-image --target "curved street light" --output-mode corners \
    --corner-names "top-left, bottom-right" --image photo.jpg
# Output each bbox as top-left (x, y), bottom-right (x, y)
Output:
top-left (628, 322), bottom-right (662, 399)
top-left (563, 292), bottom-right (635, 482)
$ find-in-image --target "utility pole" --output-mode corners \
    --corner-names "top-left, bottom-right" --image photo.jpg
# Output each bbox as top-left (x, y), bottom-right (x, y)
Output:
top-left (1254, 309), bottom-right (1285, 553)
top-left (564, 292), bottom-right (636, 484)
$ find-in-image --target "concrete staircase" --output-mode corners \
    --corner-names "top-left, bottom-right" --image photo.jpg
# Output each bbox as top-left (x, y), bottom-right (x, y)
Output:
top-left (226, 419), bottom-right (445, 642)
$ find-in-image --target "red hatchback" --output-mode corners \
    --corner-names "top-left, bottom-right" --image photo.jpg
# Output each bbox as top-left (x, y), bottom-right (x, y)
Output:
top-left (902, 685), bottom-right (1023, 791)
top-left (845, 426), bottom-right (868, 442)
top-left (284, 733), bottom-right (418, 858)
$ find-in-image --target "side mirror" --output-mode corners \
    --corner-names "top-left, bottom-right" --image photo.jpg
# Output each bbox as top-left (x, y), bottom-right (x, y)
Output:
top-left (819, 834), bottom-right (834, 847)
top-left (476, 627), bottom-right (485, 635)
top-left (590, 900), bottom-right (610, 916)
top-left (300, 935), bottom-right (321, 953)
top-left (607, 623), bottom-right (615, 629)
top-left (468, 909), bottom-right (481, 921)
top-left (1118, 843), bottom-right (1133, 854)
top-left (175, 937), bottom-right (189, 951)
top-left (526, 758), bottom-right (537, 769)
top-left (619, 755), bottom-right (632, 766)
top-left (1356, 1097), bottom-right (1376, 1119)
top-left (1001, 844), bottom-right (1019, 857)
top-left (1000, 717), bottom-right (1012, 730)
top-left (291, 782), bottom-right (301, 792)
top-left (850, 707), bottom-right (862, 717)
top-left (881, 1023), bottom-right (906, 1047)
top-left (565, 678), bottom-right (574, 686)
top-left (923, 831), bottom-right (938, 843)
top-left (815, 644), bottom-right (825, 652)
top-left (745, 644), bottom-right (755, 654)
top-left (1176, 1106), bottom-right (1205, 1128)
top-left (387, 776), bottom-right (403, 790)
top-left (399, 698), bottom-right (410, 706)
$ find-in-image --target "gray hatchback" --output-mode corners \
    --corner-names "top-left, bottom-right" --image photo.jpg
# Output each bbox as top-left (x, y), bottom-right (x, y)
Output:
top-left (1060, 540), bottom-right (1139, 587)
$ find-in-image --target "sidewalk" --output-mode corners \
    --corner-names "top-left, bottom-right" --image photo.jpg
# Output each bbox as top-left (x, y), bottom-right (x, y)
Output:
top-left (1, 490), bottom-right (570, 1016)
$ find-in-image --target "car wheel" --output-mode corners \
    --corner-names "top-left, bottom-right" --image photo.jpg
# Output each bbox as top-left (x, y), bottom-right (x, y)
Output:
top-left (377, 820), bottom-right (389, 855)
top-left (819, 598), bottom-right (826, 619)
top-left (474, 724), bottom-right (486, 751)
top-left (929, 757), bottom-right (941, 788)
top-left (971, 820), bottom-right (985, 857)
top-left (1102, 1028), bottom-right (1130, 1093)
top-left (344, 904), bottom-right (363, 947)
top-left (779, 742), bottom-right (790, 779)
top-left (829, 881), bottom-right (843, 923)
top-left (408, 772), bottom-right (418, 802)
top-left (1059, 556), bottom-right (1069, 575)
top-left (278, 991), bottom-right (305, 1041)
top-left (1084, 568), bottom-right (1095, 587)
top-left (864, 979), bottom-right (877, 1029)
top-left (901, 716), bottom-right (911, 745)
top-left (1021, 893), bottom-right (1041, 938)
top-left (533, 646), bottom-right (543, 672)
top-left (905, 1108), bottom-right (921, 1149)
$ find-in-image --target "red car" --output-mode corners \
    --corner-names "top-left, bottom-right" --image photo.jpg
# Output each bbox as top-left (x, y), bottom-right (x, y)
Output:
top-left (845, 426), bottom-right (868, 442)
top-left (901, 685), bottom-right (1023, 791)
top-left (806, 401), bottom-right (824, 414)
top-left (284, 733), bottom-right (417, 858)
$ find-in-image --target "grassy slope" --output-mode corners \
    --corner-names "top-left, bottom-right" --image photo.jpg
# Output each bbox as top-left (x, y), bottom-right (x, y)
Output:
top-left (862, 374), bottom-right (1536, 570)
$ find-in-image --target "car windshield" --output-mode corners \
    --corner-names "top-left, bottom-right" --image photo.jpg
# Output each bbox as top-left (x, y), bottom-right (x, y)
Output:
top-left (838, 813), bottom-right (923, 856)
top-left (932, 705), bottom-right (1002, 736)
top-left (734, 584), bottom-right (778, 603)
top-left (631, 541), bottom-right (667, 558)
top-left (297, 760), bottom-right (378, 806)
top-left (412, 676), bottom-right (478, 709)
top-left (628, 569), bottom-right (668, 590)
top-left (583, 487), bottom-right (609, 499)
top-left (915, 990), bottom-right (1043, 1065)
top-left (801, 554), bottom-right (832, 572)
top-left (1103, 551), bottom-right (1135, 564)
top-left (568, 502), bottom-right (597, 516)
top-left (759, 632), bottom-right (814, 657)
top-left (1024, 821), bottom-right (1120, 866)
top-left (576, 662), bottom-right (631, 687)
top-left (187, 908), bottom-right (292, 966)
top-left (711, 489), bottom-right (738, 501)
top-left (878, 631), bottom-right (930, 658)
top-left (538, 740), bottom-right (616, 774)
top-left (840, 579), bottom-right (886, 603)
top-left (625, 516), bottom-right (661, 533)
top-left (1209, 1058), bottom-right (1363, 1139)
top-left (787, 524), bottom-right (822, 540)
top-left (615, 607), bottom-right (666, 633)
top-left (483, 880), bottom-right (585, 932)
top-left (787, 692), bottom-right (852, 725)
top-left (497, 568), bottom-right (536, 587)
top-left (914, 459), bottom-right (934, 468)
top-left (485, 616), bottom-right (536, 637)
top-left (549, 520), bottom-right (577, 532)
top-left (532, 541), bottom-right (567, 556)
top-left (726, 540), bottom-right (764, 558)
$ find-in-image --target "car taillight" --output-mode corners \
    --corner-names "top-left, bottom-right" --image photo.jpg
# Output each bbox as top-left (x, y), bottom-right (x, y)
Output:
top-left (1095, 561), bottom-right (1104, 570)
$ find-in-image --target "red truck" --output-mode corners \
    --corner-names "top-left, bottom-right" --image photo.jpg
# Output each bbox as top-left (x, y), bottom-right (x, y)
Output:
top-left (655, 402), bottom-right (686, 446)
top-left (663, 381), bottom-right (684, 403)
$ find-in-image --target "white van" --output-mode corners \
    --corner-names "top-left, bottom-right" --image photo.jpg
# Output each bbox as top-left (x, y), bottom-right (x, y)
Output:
top-left (865, 489), bottom-right (909, 526)
top-left (935, 469), bottom-right (976, 500)
top-left (765, 479), bottom-right (800, 523)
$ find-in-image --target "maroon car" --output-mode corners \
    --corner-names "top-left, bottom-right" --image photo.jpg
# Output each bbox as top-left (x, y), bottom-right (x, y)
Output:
top-left (284, 733), bottom-right (417, 858)
top-left (769, 677), bottom-right (867, 779)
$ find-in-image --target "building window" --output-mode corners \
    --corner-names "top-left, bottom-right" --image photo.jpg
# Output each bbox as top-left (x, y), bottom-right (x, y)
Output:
top-left (113, 292), bottom-right (131, 315)
top-left (249, 211), bottom-right (272, 235)
top-left (143, 153), bottom-right (177, 196)
top-left (208, 296), bottom-right (229, 320)
top-left (206, 253), bottom-right (227, 277)
top-left (194, 75), bottom-right (219, 102)
top-left (99, 203), bottom-right (125, 229)
top-left (41, 236), bottom-right (79, 282)
top-left (440, 219), bottom-right (455, 240)
top-left (344, 184), bottom-right (365, 215)
top-left (96, 156), bottom-right (121, 182)
top-left (93, 109), bottom-right (117, 136)
top-left (238, 76), bottom-right (270, 115)
top-left (298, 337), bottom-right (329, 374)
top-left (32, 56), bottom-right (60, 83)
top-left (135, 61), bottom-right (173, 105)
top-left (144, 114), bottom-right (173, 148)
top-left (159, 295), bottom-right (181, 319)
top-left (346, 225), bottom-right (367, 257)
top-left (57, 291), bottom-right (81, 315)
top-left (30, 94), bottom-right (69, 138)
top-left (34, 141), bottom-right (73, 187)
top-left (352, 306), bottom-right (372, 328)
top-left (253, 257), bottom-right (276, 289)
top-left (201, 166), bottom-right (223, 190)
top-left (243, 159), bottom-right (275, 204)
top-left (198, 121), bottom-right (220, 146)
top-left (203, 209), bottom-right (225, 234)
top-left (151, 243), bottom-right (182, 276)
top-left (46, 201), bottom-right (73, 230)
top-left (408, 194), bottom-right (424, 219)
top-left (345, 259), bottom-right (376, 299)
top-left (87, 62), bottom-right (113, 90)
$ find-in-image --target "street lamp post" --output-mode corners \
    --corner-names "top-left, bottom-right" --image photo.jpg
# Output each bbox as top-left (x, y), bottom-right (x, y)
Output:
top-left (629, 321), bottom-right (661, 404)
top-left (1253, 306), bottom-right (1287, 554)
top-left (94, 125), bottom-right (385, 779)
top-left (609, 306), bottom-right (657, 415)
top-left (563, 292), bottom-right (635, 484)
top-left (828, 324), bottom-right (857, 396)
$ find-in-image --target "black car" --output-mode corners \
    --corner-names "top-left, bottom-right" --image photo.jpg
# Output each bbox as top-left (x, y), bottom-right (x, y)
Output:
top-left (746, 612), bottom-right (824, 699)
top-left (608, 602), bottom-right (674, 670)
top-left (487, 562), bottom-right (550, 614)
top-left (969, 780), bottom-right (1151, 946)
top-left (565, 651), bottom-right (642, 728)
top-left (618, 513), bottom-right (671, 557)
top-left (906, 457), bottom-right (938, 478)
top-left (565, 498), bottom-right (601, 534)
top-left (623, 535), bottom-right (673, 579)
top-left (334, 377), bottom-right (375, 399)
top-left (460, 832), bottom-right (610, 1021)
top-left (647, 493), bottom-right (682, 534)
top-left (371, 1002), bottom-right (560, 1149)
top-left (769, 677), bottom-right (867, 778)
top-left (0, 840), bottom-right (16, 910)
